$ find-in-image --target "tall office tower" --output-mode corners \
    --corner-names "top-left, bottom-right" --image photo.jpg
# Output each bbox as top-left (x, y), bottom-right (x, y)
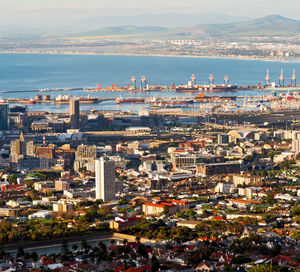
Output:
top-left (69, 99), bottom-right (80, 129)
top-left (95, 157), bottom-right (116, 202)
top-left (0, 103), bottom-right (8, 130)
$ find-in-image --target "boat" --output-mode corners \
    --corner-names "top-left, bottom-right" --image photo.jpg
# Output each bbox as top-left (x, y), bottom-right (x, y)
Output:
top-left (264, 86), bottom-right (300, 92)
top-left (175, 84), bottom-right (238, 92)
top-left (78, 97), bottom-right (99, 104)
top-left (28, 99), bottom-right (36, 104)
top-left (115, 97), bottom-right (145, 104)
top-left (55, 95), bottom-right (99, 104)
top-left (195, 93), bottom-right (236, 102)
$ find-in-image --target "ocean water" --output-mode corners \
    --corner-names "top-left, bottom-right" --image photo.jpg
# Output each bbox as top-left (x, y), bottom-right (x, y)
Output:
top-left (0, 53), bottom-right (300, 112)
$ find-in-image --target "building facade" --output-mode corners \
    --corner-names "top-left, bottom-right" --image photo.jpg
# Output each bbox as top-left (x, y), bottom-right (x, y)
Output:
top-left (0, 104), bottom-right (8, 130)
top-left (69, 99), bottom-right (80, 129)
top-left (95, 157), bottom-right (116, 202)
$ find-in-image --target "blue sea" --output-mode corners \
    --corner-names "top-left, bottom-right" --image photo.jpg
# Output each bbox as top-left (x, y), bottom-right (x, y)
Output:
top-left (0, 53), bottom-right (299, 112)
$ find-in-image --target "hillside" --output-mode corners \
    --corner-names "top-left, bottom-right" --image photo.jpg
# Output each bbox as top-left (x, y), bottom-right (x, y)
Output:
top-left (67, 26), bottom-right (168, 39)
top-left (192, 15), bottom-right (300, 37)
top-left (67, 15), bottom-right (300, 40)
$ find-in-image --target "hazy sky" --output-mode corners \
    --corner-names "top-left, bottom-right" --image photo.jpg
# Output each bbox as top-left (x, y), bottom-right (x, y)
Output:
top-left (1, 0), bottom-right (300, 26)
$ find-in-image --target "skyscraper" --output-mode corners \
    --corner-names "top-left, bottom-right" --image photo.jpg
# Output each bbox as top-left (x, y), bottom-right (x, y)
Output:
top-left (0, 103), bottom-right (8, 130)
top-left (69, 99), bottom-right (80, 129)
top-left (95, 157), bottom-right (115, 202)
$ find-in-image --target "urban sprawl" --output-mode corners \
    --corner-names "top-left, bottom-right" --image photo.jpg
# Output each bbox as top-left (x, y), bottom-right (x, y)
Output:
top-left (0, 98), bottom-right (299, 272)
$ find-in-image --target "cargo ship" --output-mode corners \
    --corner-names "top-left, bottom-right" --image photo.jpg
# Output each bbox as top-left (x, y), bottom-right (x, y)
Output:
top-left (115, 97), bottom-right (145, 104)
top-left (264, 86), bottom-right (300, 92)
top-left (174, 73), bottom-right (238, 92)
top-left (263, 69), bottom-right (300, 92)
top-left (175, 84), bottom-right (238, 92)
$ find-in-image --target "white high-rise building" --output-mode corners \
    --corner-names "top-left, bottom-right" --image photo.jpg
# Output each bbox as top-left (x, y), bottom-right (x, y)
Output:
top-left (95, 157), bottom-right (116, 202)
top-left (292, 139), bottom-right (300, 153)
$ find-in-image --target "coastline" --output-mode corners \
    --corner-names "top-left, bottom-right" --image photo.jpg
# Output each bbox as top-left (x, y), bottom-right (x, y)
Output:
top-left (0, 50), bottom-right (298, 63)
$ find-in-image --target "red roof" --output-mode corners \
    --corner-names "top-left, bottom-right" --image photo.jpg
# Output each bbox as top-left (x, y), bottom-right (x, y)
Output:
top-left (212, 216), bottom-right (224, 221)
top-left (166, 199), bottom-right (186, 204)
top-left (143, 203), bottom-right (165, 208)
top-left (160, 202), bottom-right (174, 207)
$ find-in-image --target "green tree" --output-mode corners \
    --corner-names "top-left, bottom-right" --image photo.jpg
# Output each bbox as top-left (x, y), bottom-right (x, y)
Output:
top-left (17, 247), bottom-right (25, 258)
top-left (151, 255), bottom-right (160, 272)
top-left (72, 244), bottom-right (78, 252)
top-left (248, 264), bottom-right (279, 272)
top-left (8, 174), bottom-right (17, 184)
top-left (61, 238), bottom-right (69, 254)
top-left (31, 252), bottom-right (38, 261)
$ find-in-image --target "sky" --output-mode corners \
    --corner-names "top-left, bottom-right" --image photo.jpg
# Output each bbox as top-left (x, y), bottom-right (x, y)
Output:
top-left (1, 0), bottom-right (300, 29)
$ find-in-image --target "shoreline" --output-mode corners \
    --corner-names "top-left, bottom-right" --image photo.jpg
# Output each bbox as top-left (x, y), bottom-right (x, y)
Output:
top-left (0, 50), bottom-right (298, 63)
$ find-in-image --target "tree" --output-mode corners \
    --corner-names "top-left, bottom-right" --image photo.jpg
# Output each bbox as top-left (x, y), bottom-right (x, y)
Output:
top-left (151, 255), bottom-right (160, 272)
top-left (248, 264), bottom-right (279, 272)
top-left (137, 244), bottom-right (148, 259)
top-left (17, 247), bottom-right (25, 258)
top-left (81, 238), bottom-right (88, 250)
top-left (98, 241), bottom-right (107, 255)
top-left (231, 255), bottom-right (252, 264)
top-left (61, 238), bottom-right (69, 254)
top-left (265, 191), bottom-right (274, 204)
top-left (119, 199), bottom-right (129, 205)
top-left (31, 252), bottom-right (38, 261)
top-left (292, 205), bottom-right (300, 216)
top-left (72, 244), bottom-right (78, 252)
top-left (8, 174), bottom-right (17, 184)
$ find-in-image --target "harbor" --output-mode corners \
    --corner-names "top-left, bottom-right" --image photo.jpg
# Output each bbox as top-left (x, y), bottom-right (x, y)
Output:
top-left (2, 68), bottom-right (300, 114)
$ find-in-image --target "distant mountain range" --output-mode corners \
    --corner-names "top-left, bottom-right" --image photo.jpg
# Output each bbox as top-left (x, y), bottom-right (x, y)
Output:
top-left (78, 13), bottom-right (250, 29)
top-left (183, 15), bottom-right (300, 37)
top-left (70, 15), bottom-right (300, 39)
top-left (0, 13), bottom-right (250, 37)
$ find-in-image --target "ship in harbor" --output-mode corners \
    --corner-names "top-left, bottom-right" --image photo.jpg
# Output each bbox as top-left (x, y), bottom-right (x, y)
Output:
top-left (195, 93), bottom-right (237, 101)
top-left (115, 97), bottom-right (145, 104)
top-left (173, 74), bottom-right (238, 92)
top-left (55, 95), bottom-right (99, 104)
top-left (263, 68), bottom-right (300, 92)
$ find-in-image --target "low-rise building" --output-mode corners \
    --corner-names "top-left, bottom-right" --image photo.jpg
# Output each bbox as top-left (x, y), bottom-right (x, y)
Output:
top-left (109, 216), bottom-right (142, 231)
top-left (28, 210), bottom-right (51, 220)
top-left (215, 182), bottom-right (236, 194)
top-left (197, 161), bottom-right (241, 176)
top-left (233, 174), bottom-right (263, 186)
top-left (0, 207), bottom-right (19, 217)
top-left (177, 220), bottom-right (202, 229)
top-left (53, 200), bottom-right (75, 213)
top-left (143, 202), bottom-right (177, 216)
top-left (55, 179), bottom-right (70, 191)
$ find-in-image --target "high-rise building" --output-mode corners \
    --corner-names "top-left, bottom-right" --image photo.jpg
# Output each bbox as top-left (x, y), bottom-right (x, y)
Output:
top-left (95, 157), bottom-right (115, 202)
top-left (69, 99), bottom-right (80, 129)
top-left (292, 139), bottom-right (300, 153)
top-left (0, 104), bottom-right (8, 130)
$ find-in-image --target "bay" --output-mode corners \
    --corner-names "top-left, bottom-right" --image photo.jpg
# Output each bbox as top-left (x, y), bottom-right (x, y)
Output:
top-left (0, 53), bottom-right (299, 112)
